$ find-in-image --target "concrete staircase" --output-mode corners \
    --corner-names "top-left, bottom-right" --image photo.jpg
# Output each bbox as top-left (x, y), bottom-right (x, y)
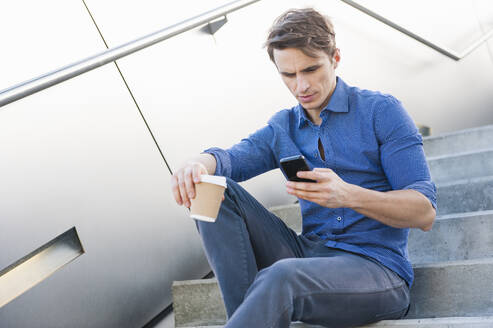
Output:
top-left (172, 125), bottom-right (493, 327)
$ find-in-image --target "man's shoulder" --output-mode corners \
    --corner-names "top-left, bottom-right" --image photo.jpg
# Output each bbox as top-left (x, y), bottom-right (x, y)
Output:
top-left (347, 83), bottom-right (400, 107)
top-left (344, 83), bottom-right (403, 122)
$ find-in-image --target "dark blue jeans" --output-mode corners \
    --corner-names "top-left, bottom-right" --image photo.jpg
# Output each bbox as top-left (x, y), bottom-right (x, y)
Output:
top-left (195, 178), bottom-right (410, 328)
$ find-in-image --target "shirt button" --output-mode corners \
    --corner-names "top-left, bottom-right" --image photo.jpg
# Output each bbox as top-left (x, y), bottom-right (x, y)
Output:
top-left (336, 216), bottom-right (342, 222)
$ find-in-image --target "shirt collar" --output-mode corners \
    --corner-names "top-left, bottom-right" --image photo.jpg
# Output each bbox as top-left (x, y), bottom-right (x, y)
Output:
top-left (297, 76), bottom-right (350, 128)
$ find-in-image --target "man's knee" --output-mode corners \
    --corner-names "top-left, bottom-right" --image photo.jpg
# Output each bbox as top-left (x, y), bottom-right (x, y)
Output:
top-left (241, 258), bottom-right (301, 305)
top-left (223, 177), bottom-right (243, 199)
top-left (220, 177), bottom-right (254, 214)
top-left (257, 258), bottom-right (301, 285)
top-left (195, 178), bottom-right (246, 232)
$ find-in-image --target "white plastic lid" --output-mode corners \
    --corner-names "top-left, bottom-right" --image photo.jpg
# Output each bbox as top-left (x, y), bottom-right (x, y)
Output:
top-left (190, 214), bottom-right (217, 222)
top-left (199, 174), bottom-right (227, 188)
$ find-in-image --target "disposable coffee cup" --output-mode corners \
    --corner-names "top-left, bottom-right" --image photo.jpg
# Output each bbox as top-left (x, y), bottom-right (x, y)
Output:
top-left (190, 175), bottom-right (227, 222)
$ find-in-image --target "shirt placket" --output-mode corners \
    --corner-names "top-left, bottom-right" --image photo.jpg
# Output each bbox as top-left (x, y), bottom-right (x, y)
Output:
top-left (310, 124), bottom-right (324, 165)
top-left (320, 118), bottom-right (344, 234)
top-left (332, 208), bottom-right (345, 235)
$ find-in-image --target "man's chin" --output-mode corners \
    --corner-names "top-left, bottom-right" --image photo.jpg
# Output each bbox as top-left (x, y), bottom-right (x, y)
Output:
top-left (301, 103), bottom-right (322, 111)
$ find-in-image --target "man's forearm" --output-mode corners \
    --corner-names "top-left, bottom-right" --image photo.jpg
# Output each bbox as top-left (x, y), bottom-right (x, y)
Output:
top-left (347, 185), bottom-right (436, 231)
top-left (286, 168), bottom-right (436, 231)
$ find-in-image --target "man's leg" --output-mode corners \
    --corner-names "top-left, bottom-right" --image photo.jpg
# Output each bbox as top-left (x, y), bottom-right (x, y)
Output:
top-left (195, 178), bottom-right (304, 317)
top-left (225, 248), bottom-right (410, 328)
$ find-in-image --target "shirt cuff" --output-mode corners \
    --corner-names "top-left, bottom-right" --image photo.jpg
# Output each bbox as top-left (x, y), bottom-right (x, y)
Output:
top-left (402, 180), bottom-right (437, 210)
top-left (202, 147), bottom-right (232, 177)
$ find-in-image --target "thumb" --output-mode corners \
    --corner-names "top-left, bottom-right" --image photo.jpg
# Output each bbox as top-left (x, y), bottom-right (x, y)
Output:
top-left (312, 168), bottom-right (334, 181)
top-left (313, 167), bottom-right (334, 173)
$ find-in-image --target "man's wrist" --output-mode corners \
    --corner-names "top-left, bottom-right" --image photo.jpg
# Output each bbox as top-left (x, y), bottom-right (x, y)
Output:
top-left (199, 153), bottom-right (217, 175)
top-left (344, 183), bottom-right (365, 209)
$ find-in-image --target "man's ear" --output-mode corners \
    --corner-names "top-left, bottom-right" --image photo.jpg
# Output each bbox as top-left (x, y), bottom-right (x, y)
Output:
top-left (333, 48), bottom-right (341, 68)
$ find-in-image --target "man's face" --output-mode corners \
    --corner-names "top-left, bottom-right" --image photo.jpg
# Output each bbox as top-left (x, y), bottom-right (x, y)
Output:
top-left (273, 48), bottom-right (340, 113)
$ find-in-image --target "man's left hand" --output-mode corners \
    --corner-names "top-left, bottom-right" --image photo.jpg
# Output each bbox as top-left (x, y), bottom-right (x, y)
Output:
top-left (286, 168), bottom-right (353, 208)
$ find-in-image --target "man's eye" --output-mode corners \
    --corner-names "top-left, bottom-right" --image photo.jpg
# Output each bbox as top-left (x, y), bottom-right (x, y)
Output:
top-left (284, 73), bottom-right (296, 78)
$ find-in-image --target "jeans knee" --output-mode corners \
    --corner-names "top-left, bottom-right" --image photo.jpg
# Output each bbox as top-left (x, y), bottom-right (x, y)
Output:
top-left (222, 177), bottom-right (251, 208)
top-left (225, 176), bottom-right (237, 186)
top-left (258, 258), bottom-right (300, 285)
top-left (224, 177), bottom-right (241, 197)
top-left (244, 258), bottom-right (300, 302)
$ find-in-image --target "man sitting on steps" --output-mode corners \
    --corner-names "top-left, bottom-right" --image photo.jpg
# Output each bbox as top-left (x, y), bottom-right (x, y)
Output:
top-left (171, 7), bottom-right (437, 328)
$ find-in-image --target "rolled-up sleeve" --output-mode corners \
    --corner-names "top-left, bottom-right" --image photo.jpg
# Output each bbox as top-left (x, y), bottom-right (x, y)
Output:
top-left (202, 147), bottom-right (232, 177)
top-left (203, 124), bottom-right (278, 182)
top-left (375, 96), bottom-right (437, 209)
top-left (401, 180), bottom-right (437, 209)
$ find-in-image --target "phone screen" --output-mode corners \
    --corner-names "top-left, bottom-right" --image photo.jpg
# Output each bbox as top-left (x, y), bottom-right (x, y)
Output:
top-left (280, 155), bottom-right (316, 183)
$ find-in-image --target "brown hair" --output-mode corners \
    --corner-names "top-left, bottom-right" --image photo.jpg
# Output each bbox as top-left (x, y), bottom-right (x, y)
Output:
top-left (265, 8), bottom-right (336, 62)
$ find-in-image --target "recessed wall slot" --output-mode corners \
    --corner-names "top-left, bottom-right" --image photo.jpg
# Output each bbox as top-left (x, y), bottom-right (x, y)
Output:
top-left (0, 227), bottom-right (84, 308)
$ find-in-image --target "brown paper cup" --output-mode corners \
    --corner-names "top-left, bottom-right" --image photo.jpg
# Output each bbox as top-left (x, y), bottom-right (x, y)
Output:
top-left (190, 175), bottom-right (227, 222)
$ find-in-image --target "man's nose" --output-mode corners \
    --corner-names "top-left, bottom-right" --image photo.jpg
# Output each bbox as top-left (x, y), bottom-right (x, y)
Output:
top-left (296, 76), bottom-right (310, 94)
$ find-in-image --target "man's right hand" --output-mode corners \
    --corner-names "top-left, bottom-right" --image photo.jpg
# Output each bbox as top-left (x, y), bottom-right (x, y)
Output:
top-left (171, 162), bottom-right (209, 208)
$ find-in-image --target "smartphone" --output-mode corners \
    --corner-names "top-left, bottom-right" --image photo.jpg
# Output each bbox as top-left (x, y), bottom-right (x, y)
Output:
top-left (280, 155), bottom-right (316, 183)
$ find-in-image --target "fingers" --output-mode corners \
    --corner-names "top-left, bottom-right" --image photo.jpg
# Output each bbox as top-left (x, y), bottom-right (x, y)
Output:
top-left (286, 180), bottom-right (319, 191)
top-left (297, 168), bottom-right (334, 181)
top-left (171, 175), bottom-right (183, 205)
top-left (192, 165), bottom-right (200, 184)
top-left (286, 186), bottom-right (317, 200)
top-left (313, 167), bottom-right (333, 172)
top-left (184, 166), bottom-right (196, 200)
top-left (296, 170), bottom-right (318, 180)
top-left (172, 162), bottom-right (209, 208)
top-left (286, 184), bottom-right (326, 205)
top-left (192, 163), bottom-right (207, 184)
top-left (177, 174), bottom-right (191, 208)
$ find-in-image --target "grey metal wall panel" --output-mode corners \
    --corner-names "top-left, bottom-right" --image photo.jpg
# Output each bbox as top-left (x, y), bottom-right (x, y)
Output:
top-left (0, 1), bottom-right (210, 325)
top-left (0, 0), bottom-right (106, 274)
top-left (0, 62), bottom-right (210, 327)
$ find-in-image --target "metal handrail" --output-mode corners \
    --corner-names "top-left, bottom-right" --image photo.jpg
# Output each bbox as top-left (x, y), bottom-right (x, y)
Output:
top-left (341, 0), bottom-right (493, 61)
top-left (0, 0), bottom-right (260, 108)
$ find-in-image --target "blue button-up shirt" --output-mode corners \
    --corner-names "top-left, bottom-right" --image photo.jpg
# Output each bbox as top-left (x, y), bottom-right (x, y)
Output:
top-left (204, 77), bottom-right (436, 287)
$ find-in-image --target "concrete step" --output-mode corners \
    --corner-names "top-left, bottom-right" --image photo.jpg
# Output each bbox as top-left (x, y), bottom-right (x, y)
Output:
top-left (184, 316), bottom-right (493, 327)
top-left (172, 257), bottom-right (493, 326)
top-left (428, 149), bottom-right (493, 184)
top-left (350, 317), bottom-right (493, 328)
top-left (172, 279), bottom-right (227, 328)
top-left (436, 175), bottom-right (493, 216)
top-left (172, 278), bottom-right (226, 328)
top-left (409, 210), bottom-right (493, 264)
top-left (269, 203), bottom-right (302, 233)
top-left (423, 124), bottom-right (493, 158)
top-left (408, 257), bottom-right (493, 318)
